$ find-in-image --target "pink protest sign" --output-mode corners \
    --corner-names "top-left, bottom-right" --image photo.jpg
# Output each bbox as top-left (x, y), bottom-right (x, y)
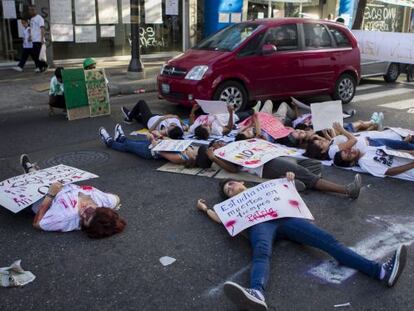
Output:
top-left (213, 138), bottom-right (294, 168)
top-left (240, 112), bottom-right (293, 139)
top-left (0, 165), bottom-right (98, 213)
top-left (213, 179), bottom-right (314, 236)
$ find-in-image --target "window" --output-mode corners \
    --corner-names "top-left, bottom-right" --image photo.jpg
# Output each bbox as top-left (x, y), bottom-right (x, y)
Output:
top-left (303, 23), bottom-right (333, 49)
top-left (328, 26), bottom-right (352, 47)
top-left (263, 24), bottom-right (298, 51)
top-left (238, 32), bottom-right (265, 57)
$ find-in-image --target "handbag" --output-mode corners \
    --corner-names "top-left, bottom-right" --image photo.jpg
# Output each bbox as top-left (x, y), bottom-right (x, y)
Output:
top-left (39, 44), bottom-right (47, 62)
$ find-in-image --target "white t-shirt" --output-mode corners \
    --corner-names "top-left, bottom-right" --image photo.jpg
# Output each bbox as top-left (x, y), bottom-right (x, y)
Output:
top-left (147, 116), bottom-right (182, 132)
top-left (23, 27), bottom-right (33, 49)
top-left (328, 135), bottom-right (369, 159)
top-left (358, 147), bottom-right (414, 181)
top-left (30, 15), bottom-right (44, 43)
top-left (189, 113), bottom-right (239, 136)
top-left (34, 184), bottom-right (119, 232)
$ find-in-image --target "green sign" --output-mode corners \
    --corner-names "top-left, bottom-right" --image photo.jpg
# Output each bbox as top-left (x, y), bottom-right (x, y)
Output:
top-left (61, 69), bottom-right (88, 110)
top-left (85, 69), bottom-right (111, 117)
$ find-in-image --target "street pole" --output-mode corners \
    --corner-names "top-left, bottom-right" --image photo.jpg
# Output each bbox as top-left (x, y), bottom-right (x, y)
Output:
top-left (128, 0), bottom-right (144, 77)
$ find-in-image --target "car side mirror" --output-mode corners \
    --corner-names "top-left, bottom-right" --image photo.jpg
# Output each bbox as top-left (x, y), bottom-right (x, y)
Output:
top-left (262, 44), bottom-right (277, 55)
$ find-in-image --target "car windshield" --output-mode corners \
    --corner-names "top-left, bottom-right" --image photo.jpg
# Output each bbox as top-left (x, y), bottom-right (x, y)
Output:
top-left (194, 23), bottom-right (261, 52)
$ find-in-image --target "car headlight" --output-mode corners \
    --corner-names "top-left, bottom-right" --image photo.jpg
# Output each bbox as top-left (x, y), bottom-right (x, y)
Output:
top-left (185, 65), bottom-right (208, 80)
top-left (160, 64), bottom-right (167, 74)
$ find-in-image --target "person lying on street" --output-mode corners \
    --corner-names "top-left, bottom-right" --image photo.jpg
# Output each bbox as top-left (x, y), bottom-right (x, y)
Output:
top-left (99, 124), bottom-right (206, 168)
top-left (196, 179), bottom-right (407, 311)
top-left (121, 100), bottom-right (186, 139)
top-left (305, 122), bottom-right (414, 161)
top-left (198, 140), bottom-right (362, 199)
top-left (20, 154), bottom-right (126, 238)
top-left (333, 147), bottom-right (414, 182)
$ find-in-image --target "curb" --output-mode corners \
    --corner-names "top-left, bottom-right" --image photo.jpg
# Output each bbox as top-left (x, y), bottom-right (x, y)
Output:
top-left (109, 77), bottom-right (158, 96)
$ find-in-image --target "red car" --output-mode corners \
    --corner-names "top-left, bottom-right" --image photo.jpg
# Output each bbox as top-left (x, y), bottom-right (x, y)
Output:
top-left (158, 18), bottom-right (360, 110)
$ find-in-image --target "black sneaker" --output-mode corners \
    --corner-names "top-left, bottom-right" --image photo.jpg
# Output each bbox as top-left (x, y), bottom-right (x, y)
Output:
top-left (381, 244), bottom-right (407, 287)
top-left (114, 123), bottom-right (126, 142)
top-left (99, 127), bottom-right (113, 146)
top-left (121, 107), bottom-right (133, 124)
top-left (223, 281), bottom-right (268, 311)
top-left (20, 154), bottom-right (33, 174)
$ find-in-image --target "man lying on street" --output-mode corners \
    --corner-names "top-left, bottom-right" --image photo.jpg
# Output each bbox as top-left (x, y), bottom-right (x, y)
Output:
top-left (20, 154), bottom-right (126, 238)
top-left (198, 140), bottom-right (362, 199)
top-left (121, 100), bottom-right (186, 139)
top-left (188, 103), bottom-right (256, 140)
top-left (99, 124), bottom-right (205, 168)
top-left (196, 178), bottom-right (407, 311)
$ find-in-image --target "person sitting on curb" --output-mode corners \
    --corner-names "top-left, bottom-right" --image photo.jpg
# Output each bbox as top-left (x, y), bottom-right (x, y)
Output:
top-left (121, 100), bottom-right (186, 139)
top-left (304, 122), bottom-right (414, 161)
top-left (19, 154), bottom-right (126, 238)
top-left (48, 67), bottom-right (66, 115)
top-left (198, 140), bottom-right (362, 199)
top-left (196, 179), bottom-right (407, 311)
top-left (98, 124), bottom-right (209, 168)
top-left (83, 57), bottom-right (97, 70)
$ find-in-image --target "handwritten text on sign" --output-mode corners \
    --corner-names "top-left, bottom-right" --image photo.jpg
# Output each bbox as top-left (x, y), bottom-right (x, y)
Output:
top-left (214, 138), bottom-right (293, 168)
top-left (151, 139), bottom-right (193, 152)
top-left (0, 165), bottom-right (98, 213)
top-left (214, 179), bottom-right (314, 236)
top-left (240, 112), bottom-right (293, 140)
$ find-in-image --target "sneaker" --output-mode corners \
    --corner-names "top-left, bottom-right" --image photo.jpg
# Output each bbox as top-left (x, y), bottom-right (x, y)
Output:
top-left (260, 100), bottom-right (273, 114)
top-left (20, 154), bottom-right (34, 174)
top-left (343, 109), bottom-right (356, 119)
top-left (224, 281), bottom-right (268, 311)
top-left (377, 112), bottom-right (384, 131)
top-left (370, 112), bottom-right (379, 123)
top-left (99, 127), bottom-right (113, 146)
top-left (252, 101), bottom-right (261, 113)
top-left (121, 107), bottom-right (133, 124)
top-left (114, 123), bottom-right (125, 142)
top-left (381, 245), bottom-right (407, 287)
top-left (34, 68), bottom-right (41, 73)
top-left (294, 180), bottom-right (306, 192)
top-left (346, 174), bottom-right (362, 199)
top-left (12, 66), bottom-right (23, 72)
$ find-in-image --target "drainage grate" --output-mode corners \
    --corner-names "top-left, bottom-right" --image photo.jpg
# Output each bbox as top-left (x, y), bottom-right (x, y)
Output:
top-left (41, 150), bottom-right (110, 167)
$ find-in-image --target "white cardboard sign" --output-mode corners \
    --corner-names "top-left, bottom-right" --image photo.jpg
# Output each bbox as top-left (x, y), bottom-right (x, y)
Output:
top-left (214, 139), bottom-right (294, 169)
top-left (98, 0), bottom-right (119, 24)
top-left (0, 165), bottom-right (98, 213)
top-left (311, 100), bottom-right (343, 131)
top-left (151, 140), bottom-right (193, 152)
top-left (2, 0), bottom-right (16, 19)
top-left (145, 0), bottom-right (163, 24)
top-left (75, 0), bottom-right (97, 24)
top-left (50, 0), bottom-right (72, 24)
top-left (214, 178), bottom-right (314, 236)
top-left (51, 24), bottom-right (74, 42)
top-left (196, 99), bottom-right (228, 115)
top-left (75, 26), bottom-right (97, 43)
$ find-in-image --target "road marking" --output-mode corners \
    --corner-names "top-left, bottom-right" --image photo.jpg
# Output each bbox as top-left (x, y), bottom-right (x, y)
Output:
top-left (353, 88), bottom-right (414, 102)
top-left (379, 99), bottom-right (414, 110)
top-left (309, 215), bottom-right (414, 284)
top-left (203, 264), bottom-right (250, 297)
top-left (356, 84), bottom-right (382, 91)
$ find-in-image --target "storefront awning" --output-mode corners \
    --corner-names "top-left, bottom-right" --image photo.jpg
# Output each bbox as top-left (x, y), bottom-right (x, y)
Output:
top-left (376, 0), bottom-right (414, 8)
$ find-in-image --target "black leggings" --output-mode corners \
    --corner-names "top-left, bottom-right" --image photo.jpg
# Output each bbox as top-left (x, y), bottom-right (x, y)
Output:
top-left (49, 95), bottom-right (66, 109)
top-left (32, 42), bottom-right (47, 70)
top-left (128, 100), bottom-right (156, 126)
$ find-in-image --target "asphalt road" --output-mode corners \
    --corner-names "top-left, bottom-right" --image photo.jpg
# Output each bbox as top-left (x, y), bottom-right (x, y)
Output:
top-left (0, 76), bottom-right (414, 311)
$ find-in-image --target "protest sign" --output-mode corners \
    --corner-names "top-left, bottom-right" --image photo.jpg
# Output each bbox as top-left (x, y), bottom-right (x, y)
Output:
top-left (151, 140), bottom-right (193, 152)
top-left (196, 100), bottom-right (228, 115)
top-left (353, 30), bottom-right (414, 65)
top-left (214, 138), bottom-right (293, 168)
top-left (388, 127), bottom-right (414, 138)
top-left (311, 100), bottom-right (343, 131)
top-left (85, 69), bottom-right (110, 117)
top-left (240, 112), bottom-right (293, 139)
top-left (213, 178), bottom-right (314, 236)
top-left (0, 165), bottom-right (98, 213)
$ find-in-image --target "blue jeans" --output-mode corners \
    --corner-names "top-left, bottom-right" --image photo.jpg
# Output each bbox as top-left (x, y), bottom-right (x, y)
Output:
top-left (368, 138), bottom-right (414, 150)
top-left (248, 218), bottom-right (381, 292)
top-left (108, 137), bottom-right (155, 160)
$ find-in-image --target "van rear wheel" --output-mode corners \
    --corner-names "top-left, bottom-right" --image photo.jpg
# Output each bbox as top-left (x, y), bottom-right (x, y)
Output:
top-left (333, 73), bottom-right (356, 104)
top-left (214, 81), bottom-right (248, 111)
top-left (383, 63), bottom-right (400, 83)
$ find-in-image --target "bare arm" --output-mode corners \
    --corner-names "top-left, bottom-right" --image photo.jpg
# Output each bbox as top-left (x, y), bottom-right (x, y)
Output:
top-left (196, 199), bottom-right (221, 223)
top-left (33, 182), bottom-right (63, 229)
top-left (148, 116), bottom-right (168, 132)
top-left (189, 104), bottom-right (200, 125)
top-left (206, 147), bottom-right (239, 173)
top-left (385, 161), bottom-right (414, 176)
top-left (41, 26), bottom-right (45, 43)
top-left (333, 122), bottom-right (357, 151)
top-left (253, 113), bottom-right (262, 137)
top-left (222, 106), bottom-right (235, 135)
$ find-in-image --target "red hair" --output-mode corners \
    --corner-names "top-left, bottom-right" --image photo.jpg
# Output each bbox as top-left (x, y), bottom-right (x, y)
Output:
top-left (82, 208), bottom-right (126, 239)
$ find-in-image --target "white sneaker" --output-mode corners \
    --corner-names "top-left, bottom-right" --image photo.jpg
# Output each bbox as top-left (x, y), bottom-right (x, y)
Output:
top-left (99, 127), bottom-right (113, 146)
top-left (114, 123), bottom-right (125, 142)
top-left (260, 100), bottom-right (273, 114)
top-left (224, 281), bottom-right (268, 311)
top-left (34, 68), bottom-right (41, 73)
top-left (12, 66), bottom-right (23, 72)
top-left (252, 101), bottom-right (261, 113)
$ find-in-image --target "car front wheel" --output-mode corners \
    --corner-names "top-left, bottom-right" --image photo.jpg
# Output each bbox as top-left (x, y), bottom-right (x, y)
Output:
top-left (213, 81), bottom-right (248, 111)
top-left (333, 73), bottom-right (356, 104)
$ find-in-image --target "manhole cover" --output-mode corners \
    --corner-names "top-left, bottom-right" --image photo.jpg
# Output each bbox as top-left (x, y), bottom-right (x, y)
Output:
top-left (41, 150), bottom-right (110, 167)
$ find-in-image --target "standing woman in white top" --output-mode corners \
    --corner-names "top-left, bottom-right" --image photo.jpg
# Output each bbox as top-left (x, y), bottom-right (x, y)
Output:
top-left (13, 19), bottom-right (33, 72)
top-left (28, 5), bottom-right (47, 72)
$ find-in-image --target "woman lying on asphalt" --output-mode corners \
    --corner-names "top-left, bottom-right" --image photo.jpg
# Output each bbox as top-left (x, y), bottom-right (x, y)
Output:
top-left (197, 140), bottom-right (362, 199)
top-left (20, 155), bottom-right (126, 238)
top-left (304, 122), bottom-right (414, 161)
top-left (196, 178), bottom-right (407, 311)
top-left (99, 124), bottom-right (210, 168)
